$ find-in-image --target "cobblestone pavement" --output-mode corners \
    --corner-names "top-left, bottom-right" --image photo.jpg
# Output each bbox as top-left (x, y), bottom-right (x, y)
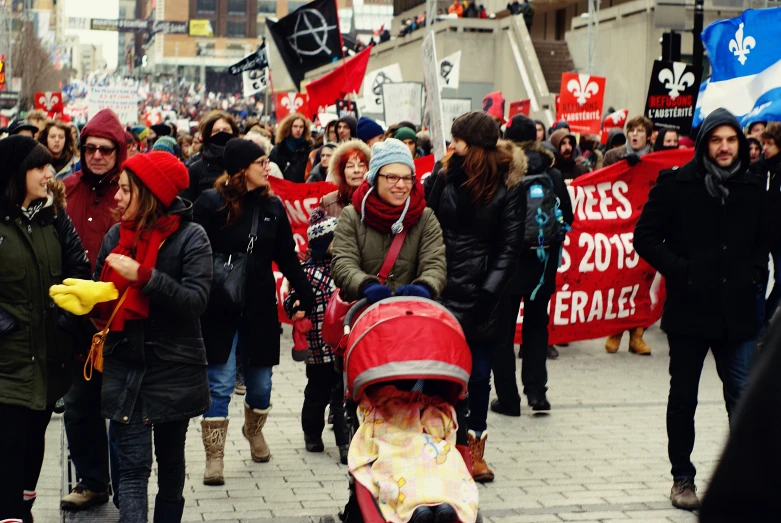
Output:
top-left (39, 323), bottom-right (730, 522)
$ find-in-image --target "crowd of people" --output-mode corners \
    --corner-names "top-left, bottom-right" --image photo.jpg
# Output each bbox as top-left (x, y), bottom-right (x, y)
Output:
top-left (0, 89), bottom-right (778, 522)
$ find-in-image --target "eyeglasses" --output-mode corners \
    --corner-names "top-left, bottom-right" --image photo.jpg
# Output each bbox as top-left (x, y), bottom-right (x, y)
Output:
top-left (378, 173), bottom-right (414, 185)
top-left (84, 144), bottom-right (117, 156)
top-left (253, 158), bottom-right (270, 168)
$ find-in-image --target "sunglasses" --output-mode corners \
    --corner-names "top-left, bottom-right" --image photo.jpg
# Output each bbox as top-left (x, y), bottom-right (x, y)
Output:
top-left (84, 144), bottom-right (117, 155)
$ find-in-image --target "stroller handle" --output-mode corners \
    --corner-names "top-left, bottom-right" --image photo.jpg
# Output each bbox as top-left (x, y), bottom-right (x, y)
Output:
top-left (343, 298), bottom-right (370, 336)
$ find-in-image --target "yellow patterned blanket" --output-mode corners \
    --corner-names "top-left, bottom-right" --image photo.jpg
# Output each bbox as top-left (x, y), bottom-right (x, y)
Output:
top-left (347, 385), bottom-right (479, 523)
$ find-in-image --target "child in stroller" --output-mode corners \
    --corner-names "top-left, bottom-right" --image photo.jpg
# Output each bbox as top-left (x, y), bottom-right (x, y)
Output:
top-left (338, 297), bottom-right (481, 523)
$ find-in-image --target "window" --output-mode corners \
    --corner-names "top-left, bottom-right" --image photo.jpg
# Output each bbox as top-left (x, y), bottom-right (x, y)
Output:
top-left (226, 21), bottom-right (246, 37)
top-left (196, 0), bottom-right (217, 13)
top-left (227, 0), bottom-right (246, 14)
top-left (257, 0), bottom-right (275, 15)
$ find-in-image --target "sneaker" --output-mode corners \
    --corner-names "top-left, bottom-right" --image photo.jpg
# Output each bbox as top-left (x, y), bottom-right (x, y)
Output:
top-left (528, 395), bottom-right (551, 411)
top-left (547, 346), bottom-right (559, 359)
top-left (304, 434), bottom-right (324, 452)
top-left (670, 478), bottom-right (700, 510)
top-left (61, 486), bottom-right (109, 511)
top-left (490, 399), bottom-right (521, 417)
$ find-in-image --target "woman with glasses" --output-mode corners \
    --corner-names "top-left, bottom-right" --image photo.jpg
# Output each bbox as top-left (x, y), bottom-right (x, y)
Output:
top-left (193, 138), bottom-right (315, 486)
top-left (39, 121), bottom-right (80, 180)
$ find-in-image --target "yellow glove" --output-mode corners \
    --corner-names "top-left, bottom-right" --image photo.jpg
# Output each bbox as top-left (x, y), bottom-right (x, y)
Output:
top-left (49, 279), bottom-right (119, 316)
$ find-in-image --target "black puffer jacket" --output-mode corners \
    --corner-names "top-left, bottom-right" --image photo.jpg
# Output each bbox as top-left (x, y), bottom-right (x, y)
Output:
top-left (427, 141), bottom-right (527, 343)
top-left (193, 188), bottom-right (315, 366)
top-left (183, 142), bottom-right (226, 202)
top-left (749, 152), bottom-right (781, 250)
top-left (634, 109), bottom-right (767, 342)
top-left (96, 198), bottom-right (213, 424)
top-left (269, 140), bottom-right (312, 183)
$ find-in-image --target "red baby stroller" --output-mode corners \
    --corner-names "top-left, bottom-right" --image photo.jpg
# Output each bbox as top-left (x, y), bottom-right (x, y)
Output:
top-left (336, 296), bottom-right (482, 523)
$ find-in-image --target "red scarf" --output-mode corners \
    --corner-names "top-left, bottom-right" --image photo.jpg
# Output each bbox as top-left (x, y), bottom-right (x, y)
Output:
top-left (351, 180), bottom-right (426, 234)
top-left (99, 215), bottom-right (181, 331)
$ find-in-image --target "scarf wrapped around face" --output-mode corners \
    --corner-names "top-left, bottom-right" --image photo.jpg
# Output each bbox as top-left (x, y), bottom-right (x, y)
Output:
top-left (351, 180), bottom-right (426, 235)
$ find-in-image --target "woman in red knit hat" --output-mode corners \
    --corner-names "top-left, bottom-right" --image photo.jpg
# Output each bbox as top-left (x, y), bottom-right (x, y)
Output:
top-left (94, 151), bottom-right (213, 522)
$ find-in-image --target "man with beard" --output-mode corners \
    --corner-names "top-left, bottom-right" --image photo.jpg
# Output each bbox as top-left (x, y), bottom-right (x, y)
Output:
top-left (634, 108), bottom-right (766, 512)
top-left (603, 116), bottom-right (654, 167)
top-left (549, 129), bottom-right (588, 180)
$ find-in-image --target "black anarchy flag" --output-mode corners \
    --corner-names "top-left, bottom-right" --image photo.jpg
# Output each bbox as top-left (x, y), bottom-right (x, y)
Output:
top-left (266, 0), bottom-right (343, 90)
top-left (229, 43), bottom-right (270, 76)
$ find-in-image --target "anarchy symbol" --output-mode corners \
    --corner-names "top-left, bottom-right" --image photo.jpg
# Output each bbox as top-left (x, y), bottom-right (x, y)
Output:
top-left (286, 9), bottom-right (338, 61)
top-left (372, 72), bottom-right (392, 97)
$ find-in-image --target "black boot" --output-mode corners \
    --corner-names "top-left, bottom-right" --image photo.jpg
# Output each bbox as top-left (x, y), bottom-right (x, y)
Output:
top-left (153, 496), bottom-right (185, 523)
top-left (409, 506), bottom-right (434, 523)
top-left (339, 444), bottom-right (350, 465)
top-left (22, 497), bottom-right (35, 523)
top-left (433, 503), bottom-right (458, 523)
top-left (304, 433), bottom-right (325, 452)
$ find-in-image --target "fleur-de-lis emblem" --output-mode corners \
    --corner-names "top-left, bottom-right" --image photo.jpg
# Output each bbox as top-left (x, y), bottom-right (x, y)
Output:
top-left (728, 23), bottom-right (756, 66)
top-left (567, 74), bottom-right (599, 105)
top-left (281, 93), bottom-right (304, 111)
top-left (609, 109), bottom-right (627, 125)
top-left (37, 92), bottom-right (60, 111)
top-left (657, 63), bottom-right (696, 99)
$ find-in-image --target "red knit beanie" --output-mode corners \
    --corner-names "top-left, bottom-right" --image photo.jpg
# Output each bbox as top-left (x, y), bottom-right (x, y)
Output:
top-left (123, 151), bottom-right (189, 207)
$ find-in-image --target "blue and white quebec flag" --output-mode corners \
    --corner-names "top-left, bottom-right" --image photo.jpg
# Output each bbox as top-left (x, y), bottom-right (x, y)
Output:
top-left (694, 8), bottom-right (781, 128)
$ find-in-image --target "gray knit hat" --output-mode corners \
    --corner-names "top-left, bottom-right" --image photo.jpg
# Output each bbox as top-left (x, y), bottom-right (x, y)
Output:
top-left (361, 138), bottom-right (416, 235)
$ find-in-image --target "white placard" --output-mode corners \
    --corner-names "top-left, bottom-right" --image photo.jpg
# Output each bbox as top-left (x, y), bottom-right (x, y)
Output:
top-left (86, 86), bottom-right (139, 125)
top-left (242, 67), bottom-right (270, 97)
top-left (382, 82), bottom-right (424, 127)
top-left (438, 50), bottom-right (461, 91)
top-left (422, 32), bottom-right (446, 161)
top-left (441, 98), bottom-right (472, 141)
top-left (362, 63), bottom-right (403, 114)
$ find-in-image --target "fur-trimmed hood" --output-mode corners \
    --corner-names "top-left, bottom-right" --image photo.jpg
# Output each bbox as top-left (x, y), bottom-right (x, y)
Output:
top-left (326, 139), bottom-right (372, 184)
top-left (496, 139), bottom-right (527, 189)
top-left (511, 140), bottom-right (555, 175)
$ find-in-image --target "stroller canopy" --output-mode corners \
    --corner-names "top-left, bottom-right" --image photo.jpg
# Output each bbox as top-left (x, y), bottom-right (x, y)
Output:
top-left (345, 298), bottom-right (472, 403)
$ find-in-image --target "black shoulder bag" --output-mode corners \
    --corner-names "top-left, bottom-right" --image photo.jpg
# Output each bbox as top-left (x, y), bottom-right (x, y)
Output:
top-left (210, 206), bottom-right (260, 311)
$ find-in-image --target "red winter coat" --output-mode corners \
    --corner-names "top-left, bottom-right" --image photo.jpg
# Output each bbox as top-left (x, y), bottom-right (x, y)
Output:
top-left (64, 109), bottom-right (127, 271)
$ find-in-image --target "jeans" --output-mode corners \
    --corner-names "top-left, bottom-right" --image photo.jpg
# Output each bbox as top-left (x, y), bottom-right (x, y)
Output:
top-left (63, 365), bottom-right (119, 500)
top-left (467, 343), bottom-right (495, 433)
top-left (302, 362), bottom-right (349, 446)
top-left (666, 334), bottom-right (757, 480)
top-left (766, 247), bottom-right (781, 322)
top-left (0, 403), bottom-right (53, 519)
top-left (205, 331), bottom-right (273, 417)
top-left (109, 409), bottom-right (188, 523)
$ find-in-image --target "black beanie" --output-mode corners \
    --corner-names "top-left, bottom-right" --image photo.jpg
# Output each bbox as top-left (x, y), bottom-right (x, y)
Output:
top-left (224, 138), bottom-right (266, 176)
top-left (451, 111), bottom-right (499, 149)
top-left (504, 114), bottom-right (537, 143)
top-left (0, 135), bottom-right (40, 200)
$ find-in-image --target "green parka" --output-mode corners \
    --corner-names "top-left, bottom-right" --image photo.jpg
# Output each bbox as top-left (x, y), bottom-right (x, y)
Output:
top-left (0, 183), bottom-right (91, 410)
top-left (332, 205), bottom-right (447, 301)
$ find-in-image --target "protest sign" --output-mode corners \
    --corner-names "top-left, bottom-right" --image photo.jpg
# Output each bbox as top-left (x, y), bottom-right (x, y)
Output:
top-left (441, 98), bottom-right (472, 141)
top-left (382, 82), bottom-right (424, 127)
top-left (86, 86), bottom-right (139, 124)
top-left (362, 63), bottom-right (402, 114)
top-left (644, 60), bottom-right (701, 134)
top-left (422, 32), bottom-right (446, 161)
top-left (558, 73), bottom-right (606, 134)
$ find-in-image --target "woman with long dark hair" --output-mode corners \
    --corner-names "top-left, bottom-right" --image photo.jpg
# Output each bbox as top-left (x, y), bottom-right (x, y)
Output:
top-left (39, 120), bottom-right (80, 180)
top-left (94, 151), bottom-right (213, 521)
top-left (425, 111), bottom-right (526, 484)
top-left (193, 138), bottom-right (315, 486)
top-left (183, 111), bottom-right (239, 201)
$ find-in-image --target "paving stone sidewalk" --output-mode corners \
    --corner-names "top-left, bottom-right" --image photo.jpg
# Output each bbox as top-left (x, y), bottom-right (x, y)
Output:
top-left (39, 324), bottom-right (729, 522)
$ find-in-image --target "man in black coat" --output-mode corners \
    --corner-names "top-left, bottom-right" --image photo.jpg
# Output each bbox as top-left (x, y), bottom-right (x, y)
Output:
top-left (492, 115), bottom-right (574, 415)
top-left (634, 108), bottom-right (767, 512)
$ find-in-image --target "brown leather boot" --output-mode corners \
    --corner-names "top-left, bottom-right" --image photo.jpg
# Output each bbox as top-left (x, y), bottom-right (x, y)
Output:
top-left (202, 417), bottom-right (229, 485)
top-left (605, 332), bottom-right (623, 353)
top-left (243, 402), bottom-right (271, 462)
top-left (467, 430), bottom-right (494, 483)
top-left (628, 327), bottom-right (652, 355)
top-left (670, 478), bottom-right (700, 510)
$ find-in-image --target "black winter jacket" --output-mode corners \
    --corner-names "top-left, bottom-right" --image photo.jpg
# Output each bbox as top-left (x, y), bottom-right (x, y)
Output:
top-left (269, 140), bottom-right (312, 183)
top-left (183, 143), bottom-right (227, 202)
top-left (193, 188), bottom-right (315, 366)
top-left (749, 152), bottom-right (781, 250)
top-left (634, 109), bottom-right (767, 342)
top-left (426, 142), bottom-right (527, 343)
top-left (96, 198), bottom-right (213, 424)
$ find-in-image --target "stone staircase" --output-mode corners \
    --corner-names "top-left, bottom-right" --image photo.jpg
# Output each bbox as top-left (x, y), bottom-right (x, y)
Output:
top-left (531, 40), bottom-right (575, 94)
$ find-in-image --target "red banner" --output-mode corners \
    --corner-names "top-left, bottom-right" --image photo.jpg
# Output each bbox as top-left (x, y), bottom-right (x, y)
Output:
top-left (508, 99), bottom-right (531, 119)
top-left (275, 92), bottom-right (309, 122)
top-left (34, 91), bottom-right (64, 120)
top-left (558, 73), bottom-right (606, 135)
top-left (517, 149), bottom-right (694, 344)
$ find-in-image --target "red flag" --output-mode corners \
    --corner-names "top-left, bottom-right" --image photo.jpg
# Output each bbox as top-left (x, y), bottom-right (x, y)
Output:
top-left (34, 91), bottom-right (64, 120)
top-left (600, 108), bottom-right (628, 145)
top-left (508, 99), bottom-right (531, 119)
top-left (305, 45), bottom-right (372, 118)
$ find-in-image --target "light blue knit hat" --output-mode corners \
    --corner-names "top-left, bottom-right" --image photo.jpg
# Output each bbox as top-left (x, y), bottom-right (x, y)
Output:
top-left (360, 138), bottom-right (417, 235)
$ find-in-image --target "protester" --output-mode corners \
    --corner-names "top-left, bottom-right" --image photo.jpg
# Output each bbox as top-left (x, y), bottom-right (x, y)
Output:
top-left (417, 130), bottom-right (432, 156)
top-left (39, 120), bottom-right (80, 180)
top-left (183, 111), bottom-right (239, 201)
top-left (448, 0), bottom-right (464, 16)
top-left (603, 116), bottom-right (654, 166)
top-left (549, 129), bottom-right (588, 180)
top-left (576, 135), bottom-right (603, 171)
top-left (336, 115), bottom-right (358, 142)
top-left (634, 108), bottom-right (766, 512)
top-left (356, 116), bottom-right (384, 146)
top-left (492, 115), bottom-right (573, 417)
top-left (654, 129), bottom-right (680, 151)
top-left (179, 134), bottom-right (194, 160)
top-left (320, 139), bottom-right (371, 217)
top-left (61, 108), bottom-right (128, 511)
top-left (425, 111), bottom-right (525, 483)
top-left (193, 138), bottom-right (315, 482)
top-left (605, 129), bottom-right (626, 151)
top-left (269, 112), bottom-right (313, 183)
top-left (245, 131), bottom-right (284, 179)
top-left (535, 120), bottom-right (546, 142)
top-left (7, 119), bottom-right (39, 138)
top-left (747, 137), bottom-right (762, 163)
top-left (94, 151), bottom-right (211, 522)
top-left (25, 110), bottom-right (48, 132)
top-left (0, 136), bottom-right (91, 523)
top-left (747, 120), bottom-right (766, 138)
top-left (324, 120), bottom-right (338, 143)
top-left (126, 130), bottom-right (141, 159)
top-left (394, 127), bottom-right (420, 159)
top-left (307, 142), bottom-right (337, 183)
top-left (151, 136), bottom-right (180, 158)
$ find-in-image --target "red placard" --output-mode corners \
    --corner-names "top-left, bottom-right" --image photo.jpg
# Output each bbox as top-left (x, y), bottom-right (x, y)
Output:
top-left (34, 91), bottom-right (64, 120)
top-left (0, 115), bottom-right (8, 128)
top-left (508, 99), bottom-right (531, 119)
top-left (600, 108), bottom-right (628, 145)
top-left (558, 73), bottom-right (606, 134)
top-left (275, 92), bottom-right (309, 122)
